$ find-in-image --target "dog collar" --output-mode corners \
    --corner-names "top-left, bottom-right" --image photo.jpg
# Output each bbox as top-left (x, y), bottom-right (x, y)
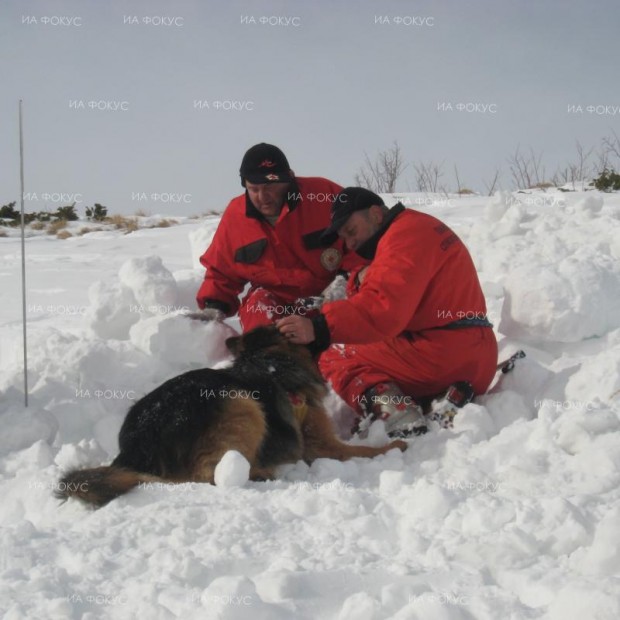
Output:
top-left (288, 392), bottom-right (308, 425)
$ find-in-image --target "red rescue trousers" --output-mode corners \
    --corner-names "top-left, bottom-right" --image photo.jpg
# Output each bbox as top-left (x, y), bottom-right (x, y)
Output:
top-left (318, 326), bottom-right (498, 415)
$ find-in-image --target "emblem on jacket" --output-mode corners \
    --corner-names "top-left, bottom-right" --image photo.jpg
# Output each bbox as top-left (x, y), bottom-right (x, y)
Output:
top-left (320, 248), bottom-right (342, 271)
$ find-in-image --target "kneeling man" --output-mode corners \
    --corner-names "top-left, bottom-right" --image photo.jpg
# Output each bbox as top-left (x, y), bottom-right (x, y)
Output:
top-left (277, 187), bottom-right (498, 437)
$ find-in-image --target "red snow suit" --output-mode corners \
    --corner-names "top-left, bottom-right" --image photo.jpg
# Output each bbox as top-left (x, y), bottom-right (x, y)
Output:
top-left (196, 177), bottom-right (366, 330)
top-left (317, 204), bottom-right (498, 413)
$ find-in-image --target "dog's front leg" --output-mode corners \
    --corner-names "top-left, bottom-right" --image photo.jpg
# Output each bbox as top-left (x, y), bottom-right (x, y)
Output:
top-left (301, 406), bottom-right (407, 463)
top-left (249, 466), bottom-right (276, 481)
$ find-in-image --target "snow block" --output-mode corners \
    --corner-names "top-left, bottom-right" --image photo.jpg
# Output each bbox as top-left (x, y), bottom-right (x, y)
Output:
top-left (86, 279), bottom-right (139, 340)
top-left (129, 313), bottom-right (236, 367)
top-left (118, 255), bottom-right (178, 309)
top-left (499, 251), bottom-right (620, 342)
top-left (214, 450), bottom-right (250, 488)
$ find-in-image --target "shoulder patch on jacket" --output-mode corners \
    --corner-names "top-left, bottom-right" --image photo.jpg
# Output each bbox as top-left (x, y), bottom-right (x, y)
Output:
top-left (234, 239), bottom-right (267, 264)
top-left (302, 228), bottom-right (328, 250)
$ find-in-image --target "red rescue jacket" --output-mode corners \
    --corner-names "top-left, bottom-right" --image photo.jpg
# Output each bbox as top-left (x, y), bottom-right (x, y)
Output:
top-left (322, 205), bottom-right (489, 343)
top-left (197, 177), bottom-right (365, 314)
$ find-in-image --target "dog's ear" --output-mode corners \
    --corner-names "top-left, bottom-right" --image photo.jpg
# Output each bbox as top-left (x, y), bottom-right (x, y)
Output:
top-left (251, 325), bottom-right (285, 350)
top-left (225, 335), bottom-right (243, 355)
top-left (231, 325), bottom-right (285, 354)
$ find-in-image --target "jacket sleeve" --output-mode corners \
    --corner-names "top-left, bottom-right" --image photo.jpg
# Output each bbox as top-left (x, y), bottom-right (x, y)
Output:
top-left (321, 226), bottom-right (438, 344)
top-left (196, 221), bottom-right (247, 314)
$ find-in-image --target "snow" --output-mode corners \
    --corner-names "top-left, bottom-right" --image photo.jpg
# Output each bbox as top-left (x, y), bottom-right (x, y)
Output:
top-left (214, 452), bottom-right (251, 489)
top-left (1, 189), bottom-right (619, 619)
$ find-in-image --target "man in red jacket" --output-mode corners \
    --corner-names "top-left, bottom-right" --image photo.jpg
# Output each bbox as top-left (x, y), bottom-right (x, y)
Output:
top-left (277, 187), bottom-right (498, 438)
top-left (194, 144), bottom-right (365, 331)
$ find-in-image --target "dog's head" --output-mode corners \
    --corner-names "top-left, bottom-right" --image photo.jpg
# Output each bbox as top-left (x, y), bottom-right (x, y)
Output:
top-left (226, 325), bottom-right (305, 358)
top-left (226, 325), bottom-right (325, 395)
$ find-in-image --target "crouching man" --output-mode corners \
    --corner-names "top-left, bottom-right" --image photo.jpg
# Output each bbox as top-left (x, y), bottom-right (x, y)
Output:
top-left (277, 187), bottom-right (498, 438)
top-left (194, 143), bottom-right (365, 331)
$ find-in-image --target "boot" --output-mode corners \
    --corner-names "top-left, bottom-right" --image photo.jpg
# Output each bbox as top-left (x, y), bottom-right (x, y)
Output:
top-left (353, 382), bottom-right (428, 438)
top-left (427, 381), bottom-right (475, 429)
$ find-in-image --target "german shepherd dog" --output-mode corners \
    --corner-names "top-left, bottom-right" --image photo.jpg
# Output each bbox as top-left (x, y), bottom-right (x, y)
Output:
top-left (56, 326), bottom-right (406, 507)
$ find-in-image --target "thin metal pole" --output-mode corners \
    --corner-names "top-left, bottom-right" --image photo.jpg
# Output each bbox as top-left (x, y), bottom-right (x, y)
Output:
top-left (19, 100), bottom-right (28, 407)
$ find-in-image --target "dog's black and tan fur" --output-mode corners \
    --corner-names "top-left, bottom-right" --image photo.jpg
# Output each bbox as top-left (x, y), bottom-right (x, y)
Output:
top-left (56, 326), bottom-right (406, 507)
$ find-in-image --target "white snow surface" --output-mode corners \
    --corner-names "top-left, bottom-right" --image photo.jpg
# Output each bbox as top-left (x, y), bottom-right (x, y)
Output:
top-left (1, 190), bottom-right (619, 619)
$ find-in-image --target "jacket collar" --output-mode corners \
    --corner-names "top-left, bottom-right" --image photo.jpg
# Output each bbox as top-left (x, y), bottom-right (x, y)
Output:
top-left (355, 203), bottom-right (405, 260)
top-left (244, 181), bottom-right (300, 221)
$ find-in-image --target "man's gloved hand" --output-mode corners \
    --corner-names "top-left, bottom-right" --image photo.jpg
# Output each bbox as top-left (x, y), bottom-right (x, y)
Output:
top-left (295, 296), bottom-right (324, 311)
top-left (185, 307), bottom-right (225, 322)
top-left (321, 273), bottom-right (348, 303)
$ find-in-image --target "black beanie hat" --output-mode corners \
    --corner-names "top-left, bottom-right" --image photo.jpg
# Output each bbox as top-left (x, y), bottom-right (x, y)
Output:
top-left (239, 143), bottom-right (293, 186)
top-left (320, 187), bottom-right (385, 244)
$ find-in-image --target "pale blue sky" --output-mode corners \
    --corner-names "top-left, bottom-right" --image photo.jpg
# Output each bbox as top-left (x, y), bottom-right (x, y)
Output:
top-left (2, 0), bottom-right (619, 216)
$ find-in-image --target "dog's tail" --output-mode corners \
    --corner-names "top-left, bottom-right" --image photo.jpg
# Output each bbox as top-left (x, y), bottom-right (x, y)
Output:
top-left (55, 466), bottom-right (160, 508)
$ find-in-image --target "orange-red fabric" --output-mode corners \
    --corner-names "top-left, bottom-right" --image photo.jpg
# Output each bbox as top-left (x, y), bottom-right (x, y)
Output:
top-left (196, 177), bottom-right (365, 315)
top-left (318, 207), bottom-right (498, 414)
top-left (319, 327), bottom-right (498, 414)
top-left (322, 208), bottom-right (489, 342)
top-left (238, 289), bottom-right (321, 332)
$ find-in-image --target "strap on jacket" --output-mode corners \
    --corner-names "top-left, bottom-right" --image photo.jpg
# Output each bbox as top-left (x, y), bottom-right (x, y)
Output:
top-left (429, 316), bottom-right (494, 330)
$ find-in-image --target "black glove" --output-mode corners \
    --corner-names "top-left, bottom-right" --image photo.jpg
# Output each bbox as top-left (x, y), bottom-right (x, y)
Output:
top-left (185, 308), bottom-right (225, 322)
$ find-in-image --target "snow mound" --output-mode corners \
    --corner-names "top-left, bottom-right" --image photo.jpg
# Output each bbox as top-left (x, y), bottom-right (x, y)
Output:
top-left (130, 313), bottom-right (236, 366)
top-left (499, 246), bottom-right (620, 342)
top-left (118, 255), bottom-right (178, 309)
top-left (188, 219), bottom-right (220, 269)
top-left (85, 279), bottom-right (139, 340)
top-left (471, 191), bottom-right (620, 342)
top-left (0, 401), bottom-right (58, 454)
top-left (87, 255), bottom-right (190, 340)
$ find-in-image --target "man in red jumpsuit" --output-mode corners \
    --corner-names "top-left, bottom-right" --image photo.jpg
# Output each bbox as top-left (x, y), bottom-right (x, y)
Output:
top-left (277, 187), bottom-right (498, 438)
top-left (194, 144), bottom-right (365, 331)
